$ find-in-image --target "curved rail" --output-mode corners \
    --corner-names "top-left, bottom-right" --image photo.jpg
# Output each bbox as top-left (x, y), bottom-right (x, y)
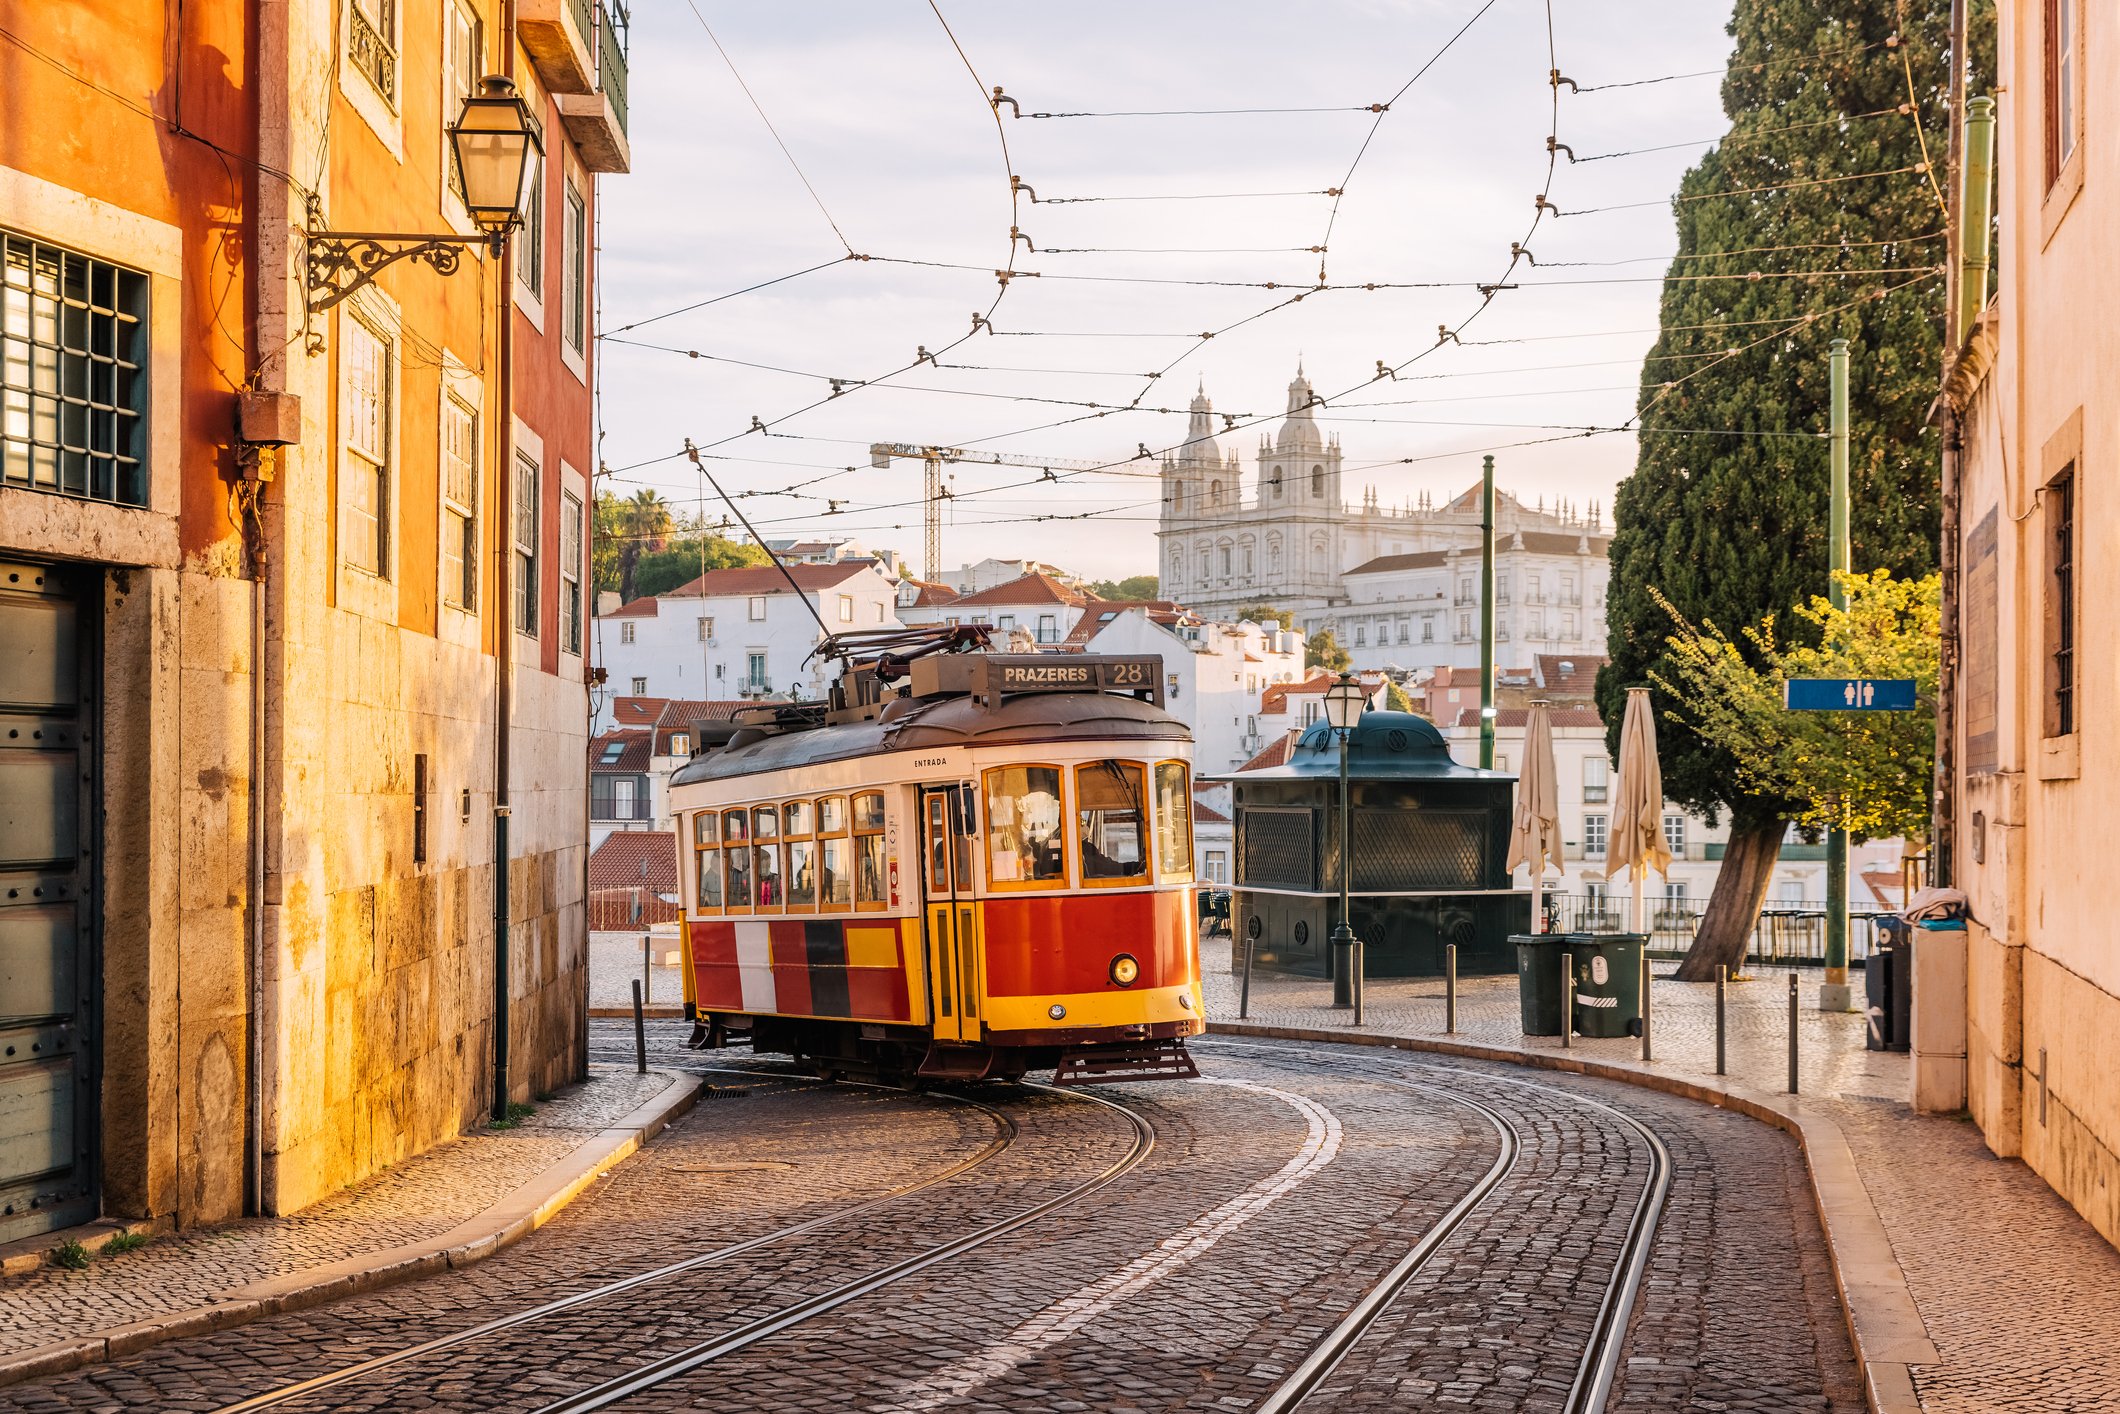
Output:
top-left (523, 1084), bottom-right (1156, 1413)
top-left (210, 1083), bottom-right (1019, 1414)
top-left (1211, 1039), bottom-right (1672, 1414)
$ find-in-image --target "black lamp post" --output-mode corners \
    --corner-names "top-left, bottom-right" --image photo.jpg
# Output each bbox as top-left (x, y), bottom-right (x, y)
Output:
top-left (1324, 673), bottom-right (1367, 1022)
top-left (304, 76), bottom-right (542, 313)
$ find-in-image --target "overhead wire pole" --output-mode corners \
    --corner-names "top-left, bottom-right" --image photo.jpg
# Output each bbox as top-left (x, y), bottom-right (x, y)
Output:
top-left (1821, 337), bottom-right (1853, 1014)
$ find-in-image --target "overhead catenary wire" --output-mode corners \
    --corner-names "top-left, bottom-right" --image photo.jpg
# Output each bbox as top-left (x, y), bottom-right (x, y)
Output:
top-left (1569, 106), bottom-right (1904, 162)
top-left (1558, 164), bottom-right (1932, 216)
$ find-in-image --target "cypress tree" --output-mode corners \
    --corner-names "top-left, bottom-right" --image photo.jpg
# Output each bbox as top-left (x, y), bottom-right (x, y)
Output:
top-left (1596, 0), bottom-right (1984, 977)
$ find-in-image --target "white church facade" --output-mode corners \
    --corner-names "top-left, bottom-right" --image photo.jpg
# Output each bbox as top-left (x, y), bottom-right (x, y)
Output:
top-left (1156, 365), bottom-right (1612, 673)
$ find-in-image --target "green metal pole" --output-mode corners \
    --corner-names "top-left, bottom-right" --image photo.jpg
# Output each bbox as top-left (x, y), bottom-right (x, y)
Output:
top-left (1955, 96), bottom-right (1997, 351)
top-left (1823, 337), bottom-right (1852, 1011)
top-left (1479, 454), bottom-right (1496, 769)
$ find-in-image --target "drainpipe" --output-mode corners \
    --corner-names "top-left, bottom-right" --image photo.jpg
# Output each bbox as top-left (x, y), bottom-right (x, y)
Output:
top-left (1478, 454), bottom-right (1495, 769)
top-left (491, 2), bottom-right (518, 1123)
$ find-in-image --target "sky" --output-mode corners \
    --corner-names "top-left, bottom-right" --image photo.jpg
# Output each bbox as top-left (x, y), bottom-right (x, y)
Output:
top-left (595, 1), bottom-right (1740, 581)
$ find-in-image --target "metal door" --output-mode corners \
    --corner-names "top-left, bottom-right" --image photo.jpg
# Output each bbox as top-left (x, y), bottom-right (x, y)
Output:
top-left (0, 561), bottom-right (98, 1242)
top-left (921, 786), bottom-right (981, 1043)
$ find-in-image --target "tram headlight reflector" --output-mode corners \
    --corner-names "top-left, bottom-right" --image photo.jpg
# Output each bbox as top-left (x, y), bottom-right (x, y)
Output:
top-left (1048, 1003), bottom-right (1067, 1021)
top-left (1178, 991), bottom-right (1194, 1010)
top-left (1109, 954), bottom-right (1140, 987)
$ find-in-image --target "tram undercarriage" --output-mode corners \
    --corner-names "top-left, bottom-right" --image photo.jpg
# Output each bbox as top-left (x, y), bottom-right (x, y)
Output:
top-left (691, 1011), bottom-right (1198, 1087)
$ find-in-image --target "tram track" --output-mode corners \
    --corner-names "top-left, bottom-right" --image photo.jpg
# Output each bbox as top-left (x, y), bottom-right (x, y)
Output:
top-left (1208, 1039), bottom-right (1673, 1414)
top-left (207, 1076), bottom-right (1022, 1414)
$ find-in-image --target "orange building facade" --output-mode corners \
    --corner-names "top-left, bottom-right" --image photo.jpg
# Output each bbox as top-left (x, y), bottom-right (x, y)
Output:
top-left (0, 0), bottom-right (627, 1238)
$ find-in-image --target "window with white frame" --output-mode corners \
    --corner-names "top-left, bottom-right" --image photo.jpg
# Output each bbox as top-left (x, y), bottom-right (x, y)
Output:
top-left (515, 151), bottom-right (544, 297)
top-left (619, 621), bottom-right (634, 644)
top-left (871, 601), bottom-right (885, 623)
top-left (697, 616), bottom-right (713, 641)
top-left (747, 595), bottom-right (766, 621)
top-left (441, 0), bottom-right (480, 202)
top-left (838, 594), bottom-right (854, 623)
top-left (1038, 613), bottom-right (1056, 643)
top-left (1582, 756), bottom-right (1608, 802)
top-left (1205, 849), bottom-right (1227, 883)
top-left (560, 491), bottom-right (583, 655)
top-left (1777, 881), bottom-right (1805, 904)
top-left (513, 449), bottom-right (538, 635)
top-left (1662, 813), bottom-right (1687, 855)
top-left (348, 0), bottom-right (398, 105)
top-left (1582, 813), bottom-right (1608, 858)
top-left (630, 675), bottom-right (646, 694)
top-left (746, 652), bottom-right (767, 689)
top-left (562, 179), bottom-right (587, 353)
top-left (440, 390), bottom-right (477, 608)
top-left (341, 312), bottom-right (392, 575)
top-left (1663, 881), bottom-right (1689, 906)
top-left (613, 777), bottom-right (636, 820)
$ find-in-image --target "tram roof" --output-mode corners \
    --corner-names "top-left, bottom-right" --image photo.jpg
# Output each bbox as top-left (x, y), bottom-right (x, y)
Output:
top-left (669, 691), bottom-right (1190, 789)
top-left (1205, 711), bottom-right (1513, 783)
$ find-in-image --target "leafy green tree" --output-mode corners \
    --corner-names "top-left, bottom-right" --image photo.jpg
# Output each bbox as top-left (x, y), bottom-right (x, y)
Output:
top-left (1598, 0), bottom-right (1983, 979)
top-left (1238, 604), bottom-right (1296, 631)
top-left (1089, 574), bottom-right (1160, 601)
top-left (1307, 630), bottom-right (1351, 673)
top-left (1650, 571), bottom-right (1939, 841)
top-left (1383, 679), bottom-right (1416, 714)
top-left (631, 537), bottom-right (768, 600)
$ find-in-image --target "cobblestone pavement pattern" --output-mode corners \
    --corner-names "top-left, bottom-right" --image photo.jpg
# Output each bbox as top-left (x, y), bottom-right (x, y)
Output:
top-left (1202, 936), bottom-right (2120, 1411)
top-left (0, 1020), bottom-right (1858, 1413)
top-left (0, 1069), bottom-right (674, 1357)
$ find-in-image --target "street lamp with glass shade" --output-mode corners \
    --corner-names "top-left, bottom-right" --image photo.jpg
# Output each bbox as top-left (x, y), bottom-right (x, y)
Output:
top-left (449, 76), bottom-right (543, 249)
top-left (1325, 673), bottom-right (1367, 1021)
top-left (305, 75), bottom-right (543, 313)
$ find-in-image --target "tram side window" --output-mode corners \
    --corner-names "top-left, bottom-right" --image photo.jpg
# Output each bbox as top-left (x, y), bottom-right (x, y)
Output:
top-left (723, 809), bottom-right (751, 910)
top-left (1075, 760), bottom-right (1149, 883)
top-left (1154, 760), bottom-right (1194, 883)
top-left (984, 766), bottom-right (1065, 886)
top-left (817, 796), bottom-right (852, 910)
top-left (784, 800), bottom-right (816, 911)
top-left (854, 791), bottom-right (888, 909)
top-left (753, 805), bottom-right (782, 908)
top-left (694, 811), bottom-right (723, 911)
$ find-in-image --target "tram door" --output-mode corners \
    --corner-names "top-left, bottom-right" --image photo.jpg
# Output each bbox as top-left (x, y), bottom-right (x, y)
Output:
top-left (921, 785), bottom-right (981, 1043)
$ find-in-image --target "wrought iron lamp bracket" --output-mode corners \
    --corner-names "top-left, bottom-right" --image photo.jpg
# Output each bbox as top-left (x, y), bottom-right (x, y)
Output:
top-left (304, 231), bottom-right (497, 314)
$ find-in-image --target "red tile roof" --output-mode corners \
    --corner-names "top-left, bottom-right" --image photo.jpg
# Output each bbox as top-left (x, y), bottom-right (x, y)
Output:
top-left (611, 696), bottom-right (670, 728)
top-left (590, 730), bottom-right (654, 772)
top-left (1235, 729), bottom-right (1303, 772)
top-left (587, 831), bottom-right (679, 892)
top-left (1258, 672), bottom-right (1338, 715)
top-left (662, 562), bottom-right (875, 598)
top-left (651, 700), bottom-right (750, 754)
top-left (1534, 653), bottom-right (1607, 695)
top-left (948, 571), bottom-right (1091, 609)
top-left (1192, 799), bottom-right (1231, 824)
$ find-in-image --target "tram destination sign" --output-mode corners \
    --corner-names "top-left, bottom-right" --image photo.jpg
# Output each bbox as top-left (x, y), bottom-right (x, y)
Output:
top-left (1783, 677), bottom-right (1918, 711)
top-left (983, 654), bottom-right (1163, 706)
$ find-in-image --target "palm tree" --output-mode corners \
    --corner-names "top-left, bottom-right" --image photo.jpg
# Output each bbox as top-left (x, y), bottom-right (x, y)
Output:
top-left (617, 489), bottom-right (673, 603)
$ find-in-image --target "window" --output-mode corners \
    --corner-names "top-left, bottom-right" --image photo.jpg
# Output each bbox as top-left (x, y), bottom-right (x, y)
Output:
top-left (598, 738), bottom-right (627, 765)
top-left (630, 675), bottom-right (646, 694)
top-left (1777, 880), bottom-right (1805, 905)
top-left (747, 595), bottom-right (766, 621)
top-left (619, 621), bottom-right (635, 644)
top-left (562, 180), bottom-right (587, 353)
top-left (873, 602), bottom-right (886, 624)
top-left (441, 0), bottom-right (480, 203)
top-left (693, 811), bottom-right (723, 912)
top-left (1354, 625), bottom-right (1366, 647)
top-left (984, 765), bottom-right (1065, 887)
top-left (2046, 0), bottom-right (2079, 185)
top-left (746, 652), bottom-right (767, 691)
top-left (613, 777), bottom-right (636, 820)
top-left (838, 594), bottom-right (854, 623)
top-left (1311, 465), bottom-right (1324, 497)
top-left (515, 149), bottom-right (544, 297)
top-left (1, 230), bottom-right (150, 505)
top-left (1458, 614), bottom-right (1470, 638)
top-left (1075, 760), bottom-right (1149, 884)
top-left (697, 616), bottom-right (713, 642)
top-left (1210, 478), bottom-right (1222, 505)
top-left (513, 449), bottom-right (538, 634)
top-left (1563, 612), bottom-right (1577, 637)
top-left (1205, 849), bottom-right (1227, 884)
top-left (1583, 813), bottom-right (1608, 859)
top-left (997, 614), bottom-right (1016, 632)
top-left (1218, 546), bottom-right (1232, 576)
top-left (1421, 620), bottom-right (1433, 644)
top-left (1153, 761), bottom-right (1193, 882)
top-left (817, 797), bottom-right (852, 909)
top-left (1397, 621), bottom-right (1408, 645)
top-left (853, 792), bottom-right (887, 909)
top-left (1270, 466), bottom-right (1283, 498)
top-left (341, 312), bottom-right (391, 575)
top-left (440, 392), bottom-right (477, 608)
top-left (1037, 613), bottom-right (1056, 643)
top-left (561, 491), bottom-right (583, 655)
top-left (1663, 813), bottom-right (1687, 855)
top-left (2048, 466), bottom-right (2077, 736)
top-left (784, 801), bottom-right (815, 912)
top-left (752, 804), bottom-right (781, 908)
top-left (347, 0), bottom-right (397, 103)
top-left (1663, 881), bottom-right (1689, 906)
top-left (1583, 756), bottom-right (1608, 803)
top-left (722, 809), bottom-right (751, 912)
top-left (669, 733), bottom-right (688, 756)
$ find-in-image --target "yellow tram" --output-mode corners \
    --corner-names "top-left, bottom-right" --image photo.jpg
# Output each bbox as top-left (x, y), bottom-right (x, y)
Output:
top-left (668, 641), bottom-right (1206, 1083)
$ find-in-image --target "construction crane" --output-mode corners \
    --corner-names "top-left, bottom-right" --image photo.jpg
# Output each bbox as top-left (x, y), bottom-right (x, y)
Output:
top-left (868, 442), bottom-right (1107, 581)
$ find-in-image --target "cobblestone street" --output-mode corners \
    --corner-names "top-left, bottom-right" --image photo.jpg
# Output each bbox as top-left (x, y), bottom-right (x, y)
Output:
top-left (0, 1021), bottom-right (1858, 1414)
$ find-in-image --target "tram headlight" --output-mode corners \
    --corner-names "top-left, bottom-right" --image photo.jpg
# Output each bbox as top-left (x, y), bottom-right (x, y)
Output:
top-left (1109, 954), bottom-right (1140, 987)
top-left (1178, 991), bottom-right (1194, 1010)
top-left (1048, 1003), bottom-right (1067, 1021)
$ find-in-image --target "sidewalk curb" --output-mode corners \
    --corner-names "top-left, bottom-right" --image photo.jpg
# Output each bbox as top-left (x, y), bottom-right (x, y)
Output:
top-left (0, 1067), bottom-right (702, 1392)
top-left (1209, 1021), bottom-right (1933, 1414)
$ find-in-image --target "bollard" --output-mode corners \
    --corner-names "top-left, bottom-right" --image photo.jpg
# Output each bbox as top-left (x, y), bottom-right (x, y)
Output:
top-left (1561, 951), bottom-right (1574, 1050)
top-left (1239, 935), bottom-right (1255, 1019)
top-left (1715, 964), bottom-right (1727, 1076)
top-left (1444, 942), bottom-right (1458, 1035)
top-left (642, 932), bottom-right (653, 1006)
top-left (1640, 952), bottom-right (1653, 1062)
top-left (632, 978), bottom-right (648, 1075)
top-left (1787, 971), bottom-right (1799, 1094)
top-left (1353, 939), bottom-right (1365, 1028)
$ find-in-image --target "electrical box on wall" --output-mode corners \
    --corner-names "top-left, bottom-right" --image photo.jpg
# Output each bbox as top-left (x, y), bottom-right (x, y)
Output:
top-left (237, 390), bottom-right (302, 446)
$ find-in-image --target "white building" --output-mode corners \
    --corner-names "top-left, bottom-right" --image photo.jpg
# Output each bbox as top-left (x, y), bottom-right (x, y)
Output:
top-left (1063, 608), bottom-right (1308, 774)
top-left (593, 562), bottom-right (899, 728)
top-left (943, 557), bottom-right (1081, 595)
top-left (1155, 365), bottom-right (1608, 669)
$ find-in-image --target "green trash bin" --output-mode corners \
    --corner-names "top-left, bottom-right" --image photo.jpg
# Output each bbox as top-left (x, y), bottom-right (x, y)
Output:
top-left (1569, 934), bottom-right (1647, 1039)
top-left (1514, 934), bottom-right (1568, 1036)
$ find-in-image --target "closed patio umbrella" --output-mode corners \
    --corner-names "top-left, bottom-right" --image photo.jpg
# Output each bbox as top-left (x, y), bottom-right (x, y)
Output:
top-left (1609, 686), bottom-right (1672, 933)
top-left (1505, 700), bottom-right (1564, 933)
